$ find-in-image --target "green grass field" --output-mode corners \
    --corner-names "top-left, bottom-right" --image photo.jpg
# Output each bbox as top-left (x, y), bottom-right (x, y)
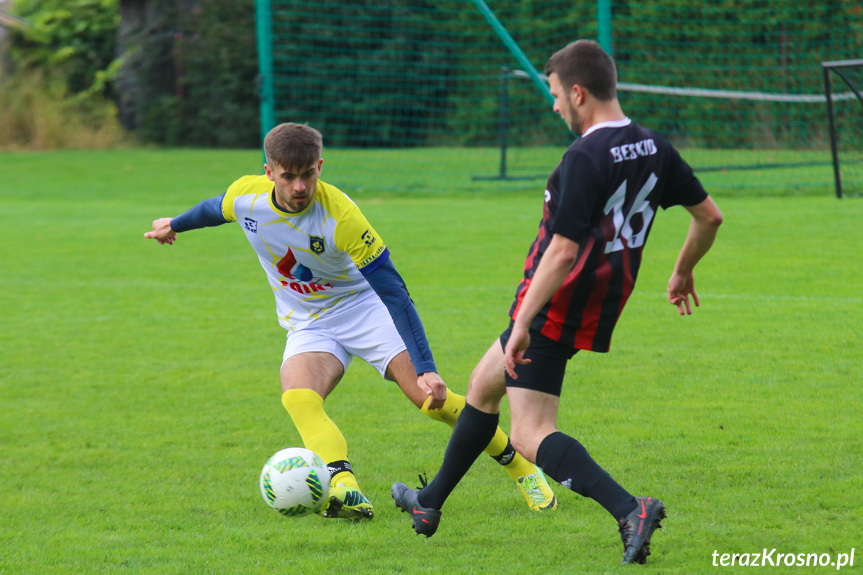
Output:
top-left (1, 148), bottom-right (861, 574)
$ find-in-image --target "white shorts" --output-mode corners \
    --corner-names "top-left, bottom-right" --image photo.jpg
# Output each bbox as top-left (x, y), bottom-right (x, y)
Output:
top-left (281, 293), bottom-right (407, 377)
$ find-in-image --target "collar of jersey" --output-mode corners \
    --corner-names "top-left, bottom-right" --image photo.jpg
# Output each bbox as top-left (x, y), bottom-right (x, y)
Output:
top-left (269, 188), bottom-right (314, 217)
top-left (581, 117), bottom-right (632, 138)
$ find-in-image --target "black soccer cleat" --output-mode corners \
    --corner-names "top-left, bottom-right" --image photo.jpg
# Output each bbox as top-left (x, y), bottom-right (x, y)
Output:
top-left (618, 496), bottom-right (666, 564)
top-left (391, 477), bottom-right (442, 538)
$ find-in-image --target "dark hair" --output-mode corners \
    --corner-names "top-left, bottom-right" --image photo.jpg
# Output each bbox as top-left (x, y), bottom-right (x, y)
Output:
top-left (544, 40), bottom-right (617, 101)
top-left (264, 123), bottom-right (323, 169)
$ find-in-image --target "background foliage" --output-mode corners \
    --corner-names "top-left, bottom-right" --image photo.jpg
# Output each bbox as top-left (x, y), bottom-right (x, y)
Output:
top-left (0, 0), bottom-right (126, 149)
top-left (8, 0), bottom-right (119, 95)
top-left (2, 0), bottom-right (861, 152)
top-left (611, 0), bottom-right (863, 149)
top-left (116, 0), bottom-right (258, 147)
top-left (266, 0), bottom-right (863, 150)
top-left (2, 0), bottom-right (258, 149)
top-left (267, 0), bottom-right (587, 148)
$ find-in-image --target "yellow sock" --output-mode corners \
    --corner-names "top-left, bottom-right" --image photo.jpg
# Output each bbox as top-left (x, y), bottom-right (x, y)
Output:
top-left (281, 388), bottom-right (359, 489)
top-left (497, 446), bottom-right (538, 480)
top-left (420, 389), bottom-right (464, 425)
top-left (421, 390), bottom-right (537, 479)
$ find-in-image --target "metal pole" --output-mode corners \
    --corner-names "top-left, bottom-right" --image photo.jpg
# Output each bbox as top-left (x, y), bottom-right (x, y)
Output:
top-left (255, 0), bottom-right (276, 164)
top-left (823, 66), bottom-right (842, 199)
top-left (597, 0), bottom-right (612, 55)
top-left (469, 0), bottom-right (552, 104)
top-left (499, 67), bottom-right (509, 179)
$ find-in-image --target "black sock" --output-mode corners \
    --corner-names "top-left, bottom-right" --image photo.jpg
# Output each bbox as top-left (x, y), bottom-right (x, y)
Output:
top-left (536, 431), bottom-right (637, 520)
top-left (418, 403), bottom-right (499, 510)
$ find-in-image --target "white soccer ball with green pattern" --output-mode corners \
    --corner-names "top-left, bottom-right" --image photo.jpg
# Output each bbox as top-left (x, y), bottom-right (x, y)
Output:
top-left (259, 447), bottom-right (330, 517)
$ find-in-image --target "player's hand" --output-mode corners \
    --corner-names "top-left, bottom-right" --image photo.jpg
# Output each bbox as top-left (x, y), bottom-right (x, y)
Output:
top-left (144, 217), bottom-right (178, 245)
top-left (503, 323), bottom-right (531, 380)
top-left (417, 371), bottom-right (447, 410)
top-left (667, 271), bottom-right (699, 315)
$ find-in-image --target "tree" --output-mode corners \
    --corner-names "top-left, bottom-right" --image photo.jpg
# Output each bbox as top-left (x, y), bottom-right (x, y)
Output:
top-left (8, 0), bottom-right (120, 97)
top-left (116, 0), bottom-right (259, 147)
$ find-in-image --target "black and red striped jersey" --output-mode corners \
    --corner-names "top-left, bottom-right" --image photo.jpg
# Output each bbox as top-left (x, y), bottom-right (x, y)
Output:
top-left (509, 118), bottom-right (708, 352)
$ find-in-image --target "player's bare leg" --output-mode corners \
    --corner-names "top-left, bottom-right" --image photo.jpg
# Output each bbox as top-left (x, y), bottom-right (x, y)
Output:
top-left (280, 352), bottom-right (373, 520)
top-left (464, 340), bottom-right (508, 411)
top-left (467, 342), bottom-right (558, 510)
top-left (504, 387), bottom-right (560, 463)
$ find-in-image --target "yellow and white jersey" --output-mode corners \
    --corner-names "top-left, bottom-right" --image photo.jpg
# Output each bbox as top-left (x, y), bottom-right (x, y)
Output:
top-left (221, 175), bottom-right (387, 333)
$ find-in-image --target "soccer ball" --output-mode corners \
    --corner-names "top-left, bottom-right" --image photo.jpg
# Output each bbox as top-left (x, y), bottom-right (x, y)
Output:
top-left (259, 447), bottom-right (330, 517)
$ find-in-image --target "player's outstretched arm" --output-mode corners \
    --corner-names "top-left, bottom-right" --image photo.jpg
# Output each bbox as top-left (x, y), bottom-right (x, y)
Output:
top-left (363, 255), bottom-right (446, 409)
top-left (143, 195), bottom-right (228, 246)
top-left (668, 196), bottom-right (723, 315)
top-left (416, 371), bottom-right (447, 410)
top-left (144, 217), bottom-right (178, 245)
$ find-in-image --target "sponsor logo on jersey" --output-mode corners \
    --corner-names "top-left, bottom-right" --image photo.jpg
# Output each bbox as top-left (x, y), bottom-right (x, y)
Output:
top-left (277, 249), bottom-right (313, 281)
top-left (282, 281), bottom-right (333, 294)
top-left (276, 248), bottom-right (333, 294)
top-left (357, 244), bottom-right (386, 269)
top-left (309, 235), bottom-right (325, 254)
top-left (609, 139), bottom-right (657, 163)
top-left (243, 217), bottom-right (258, 233)
top-left (361, 229), bottom-right (376, 246)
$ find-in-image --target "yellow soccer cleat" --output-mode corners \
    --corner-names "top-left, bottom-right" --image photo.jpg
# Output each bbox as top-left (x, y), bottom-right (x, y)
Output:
top-left (517, 470), bottom-right (558, 511)
top-left (318, 484), bottom-right (374, 520)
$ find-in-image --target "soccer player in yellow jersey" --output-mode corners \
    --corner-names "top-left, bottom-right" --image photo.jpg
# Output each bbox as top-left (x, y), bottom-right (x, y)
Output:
top-left (145, 122), bottom-right (556, 519)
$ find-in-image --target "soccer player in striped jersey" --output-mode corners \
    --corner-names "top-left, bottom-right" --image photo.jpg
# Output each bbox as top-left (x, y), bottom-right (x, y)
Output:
top-left (144, 123), bottom-right (556, 521)
top-left (393, 40), bottom-right (722, 564)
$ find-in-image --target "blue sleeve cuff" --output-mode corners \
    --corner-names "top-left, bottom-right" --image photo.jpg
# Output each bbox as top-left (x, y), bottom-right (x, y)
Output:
top-left (171, 194), bottom-right (228, 233)
top-left (364, 257), bottom-right (436, 375)
top-left (358, 247), bottom-right (390, 276)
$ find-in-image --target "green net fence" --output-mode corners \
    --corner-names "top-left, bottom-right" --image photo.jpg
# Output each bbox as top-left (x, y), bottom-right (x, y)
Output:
top-left (610, 1), bottom-right (863, 195)
top-left (259, 0), bottom-right (863, 193)
top-left (259, 0), bottom-right (584, 185)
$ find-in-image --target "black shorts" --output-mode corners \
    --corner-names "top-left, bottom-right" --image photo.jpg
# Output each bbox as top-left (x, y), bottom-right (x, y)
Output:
top-left (499, 322), bottom-right (578, 397)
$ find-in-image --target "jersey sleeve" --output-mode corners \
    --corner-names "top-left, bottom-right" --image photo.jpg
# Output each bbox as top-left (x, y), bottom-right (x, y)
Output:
top-left (220, 175), bottom-right (261, 223)
top-left (363, 255), bottom-right (437, 375)
top-left (659, 147), bottom-right (708, 209)
top-left (332, 202), bottom-right (388, 271)
top-left (170, 194), bottom-right (228, 232)
top-left (550, 150), bottom-right (603, 243)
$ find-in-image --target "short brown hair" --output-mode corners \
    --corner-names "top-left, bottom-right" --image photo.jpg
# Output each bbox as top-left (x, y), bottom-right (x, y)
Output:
top-left (264, 123), bottom-right (323, 169)
top-left (545, 40), bottom-right (617, 101)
